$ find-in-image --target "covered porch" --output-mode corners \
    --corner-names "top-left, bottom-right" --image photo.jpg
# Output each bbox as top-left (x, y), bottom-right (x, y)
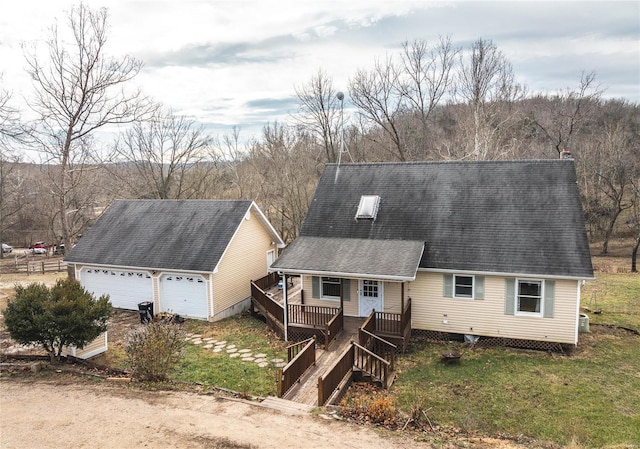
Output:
top-left (250, 271), bottom-right (412, 351)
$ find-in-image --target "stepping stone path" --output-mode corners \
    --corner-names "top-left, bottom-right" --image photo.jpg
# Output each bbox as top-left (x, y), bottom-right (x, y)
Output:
top-left (183, 333), bottom-right (284, 369)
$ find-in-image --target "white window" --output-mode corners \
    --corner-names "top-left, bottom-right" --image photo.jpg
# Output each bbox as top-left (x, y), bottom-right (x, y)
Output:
top-left (321, 277), bottom-right (341, 299)
top-left (266, 249), bottom-right (275, 270)
top-left (356, 195), bottom-right (380, 219)
top-left (361, 279), bottom-right (379, 298)
top-left (454, 275), bottom-right (474, 299)
top-left (516, 279), bottom-right (543, 316)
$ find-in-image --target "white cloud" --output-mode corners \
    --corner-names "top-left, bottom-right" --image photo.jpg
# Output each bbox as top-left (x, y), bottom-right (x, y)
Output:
top-left (2, 0), bottom-right (638, 152)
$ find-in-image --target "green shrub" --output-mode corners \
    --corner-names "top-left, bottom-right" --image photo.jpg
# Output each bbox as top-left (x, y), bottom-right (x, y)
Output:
top-left (3, 279), bottom-right (112, 362)
top-left (125, 322), bottom-right (186, 381)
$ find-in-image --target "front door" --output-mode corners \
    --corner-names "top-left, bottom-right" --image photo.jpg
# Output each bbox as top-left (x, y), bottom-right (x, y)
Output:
top-left (359, 279), bottom-right (383, 317)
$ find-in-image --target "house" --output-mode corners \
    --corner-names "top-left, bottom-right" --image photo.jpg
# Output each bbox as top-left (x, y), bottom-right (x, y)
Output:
top-left (271, 159), bottom-right (594, 347)
top-left (66, 200), bottom-right (285, 321)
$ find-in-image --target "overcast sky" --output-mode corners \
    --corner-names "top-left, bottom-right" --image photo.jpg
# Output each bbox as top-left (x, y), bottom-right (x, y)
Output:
top-left (1, 0), bottom-right (639, 150)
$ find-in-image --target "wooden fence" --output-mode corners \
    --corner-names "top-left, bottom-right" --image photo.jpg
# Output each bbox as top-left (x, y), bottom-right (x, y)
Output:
top-left (1, 258), bottom-right (67, 275)
top-left (277, 337), bottom-right (316, 398)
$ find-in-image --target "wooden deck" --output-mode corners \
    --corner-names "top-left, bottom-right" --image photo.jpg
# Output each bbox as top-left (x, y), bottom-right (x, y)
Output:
top-left (282, 317), bottom-right (364, 405)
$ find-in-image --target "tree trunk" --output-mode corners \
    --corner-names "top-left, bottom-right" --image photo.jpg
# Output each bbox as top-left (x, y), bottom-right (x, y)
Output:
top-left (600, 208), bottom-right (622, 255)
top-left (632, 233), bottom-right (640, 273)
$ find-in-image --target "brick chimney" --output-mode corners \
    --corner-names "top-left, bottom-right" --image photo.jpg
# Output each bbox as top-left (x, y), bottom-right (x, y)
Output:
top-left (560, 147), bottom-right (572, 159)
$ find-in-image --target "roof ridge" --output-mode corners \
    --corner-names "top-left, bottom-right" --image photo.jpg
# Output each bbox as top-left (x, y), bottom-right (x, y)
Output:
top-left (326, 159), bottom-right (571, 167)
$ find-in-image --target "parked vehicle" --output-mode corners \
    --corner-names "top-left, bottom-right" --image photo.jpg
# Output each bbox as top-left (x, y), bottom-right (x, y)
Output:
top-left (2, 243), bottom-right (12, 253)
top-left (54, 244), bottom-right (65, 255)
top-left (29, 241), bottom-right (53, 255)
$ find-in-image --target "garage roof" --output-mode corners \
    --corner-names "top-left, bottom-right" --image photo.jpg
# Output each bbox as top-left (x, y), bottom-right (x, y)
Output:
top-left (66, 200), bottom-right (284, 272)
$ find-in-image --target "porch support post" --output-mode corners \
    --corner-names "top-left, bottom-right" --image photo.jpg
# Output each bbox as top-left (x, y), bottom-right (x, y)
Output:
top-left (283, 273), bottom-right (289, 342)
top-left (340, 279), bottom-right (344, 311)
top-left (401, 282), bottom-right (405, 322)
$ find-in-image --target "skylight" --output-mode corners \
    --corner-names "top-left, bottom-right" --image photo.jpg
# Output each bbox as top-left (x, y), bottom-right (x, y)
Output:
top-left (356, 195), bottom-right (380, 220)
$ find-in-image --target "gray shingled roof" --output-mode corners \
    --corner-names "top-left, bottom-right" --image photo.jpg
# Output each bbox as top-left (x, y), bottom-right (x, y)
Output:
top-left (272, 237), bottom-right (425, 280)
top-left (275, 160), bottom-right (593, 279)
top-left (66, 200), bottom-right (262, 272)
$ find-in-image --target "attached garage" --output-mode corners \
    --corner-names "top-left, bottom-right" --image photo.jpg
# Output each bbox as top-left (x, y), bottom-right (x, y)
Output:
top-left (81, 267), bottom-right (153, 310)
top-left (159, 274), bottom-right (208, 319)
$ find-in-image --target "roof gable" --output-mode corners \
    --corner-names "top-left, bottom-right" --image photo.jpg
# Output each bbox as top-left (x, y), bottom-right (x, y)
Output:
top-left (299, 160), bottom-right (593, 278)
top-left (66, 200), bottom-right (278, 272)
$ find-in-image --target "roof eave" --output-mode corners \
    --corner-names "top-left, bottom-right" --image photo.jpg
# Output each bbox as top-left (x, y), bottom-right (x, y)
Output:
top-left (270, 266), bottom-right (417, 282)
top-left (420, 267), bottom-right (595, 281)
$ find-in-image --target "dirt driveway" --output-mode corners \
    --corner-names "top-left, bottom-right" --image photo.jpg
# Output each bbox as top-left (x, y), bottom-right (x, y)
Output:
top-left (0, 379), bottom-right (426, 449)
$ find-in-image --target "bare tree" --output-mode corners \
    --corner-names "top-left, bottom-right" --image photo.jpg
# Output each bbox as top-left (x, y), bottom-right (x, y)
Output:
top-left (532, 71), bottom-right (603, 157)
top-left (294, 69), bottom-right (342, 163)
top-left (246, 122), bottom-right (319, 242)
top-left (23, 4), bottom-right (154, 248)
top-left (0, 78), bottom-right (25, 257)
top-left (0, 77), bottom-right (23, 146)
top-left (591, 121), bottom-right (634, 255)
top-left (349, 38), bottom-right (459, 161)
top-left (629, 174), bottom-right (640, 272)
top-left (349, 56), bottom-right (407, 161)
top-left (456, 38), bottom-right (525, 160)
top-left (213, 126), bottom-right (248, 199)
top-left (397, 37), bottom-right (458, 157)
top-left (110, 107), bottom-right (214, 199)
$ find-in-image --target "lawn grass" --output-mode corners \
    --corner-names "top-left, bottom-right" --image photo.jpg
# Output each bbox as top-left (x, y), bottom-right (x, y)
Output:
top-left (172, 314), bottom-right (287, 397)
top-left (581, 272), bottom-right (640, 331)
top-left (391, 270), bottom-right (640, 448)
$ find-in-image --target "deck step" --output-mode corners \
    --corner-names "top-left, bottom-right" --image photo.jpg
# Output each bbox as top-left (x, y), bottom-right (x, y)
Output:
top-left (259, 396), bottom-right (314, 415)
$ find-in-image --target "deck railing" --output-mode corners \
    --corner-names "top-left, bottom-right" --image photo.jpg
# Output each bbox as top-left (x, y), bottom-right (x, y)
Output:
top-left (250, 281), bottom-right (284, 323)
top-left (288, 304), bottom-right (336, 326)
top-left (325, 307), bottom-right (343, 350)
top-left (358, 328), bottom-right (396, 372)
top-left (287, 336), bottom-right (316, 361)
top-left (362, 297), bottom-right (412, 352)
top-left (318, 343), bottom-right (354, 406)
top-left (401, 297), bottom-right (412, 345)
top-left (353, 342), bottom-right (391, 385)
top-left (288, 304), bottom-right (343, 348)
top-left (277, 336), bottom-right (316, 398)
top-left (253, 272), bottom-right (280, 291)
top-left (375, 311), bottom-right (401, 334)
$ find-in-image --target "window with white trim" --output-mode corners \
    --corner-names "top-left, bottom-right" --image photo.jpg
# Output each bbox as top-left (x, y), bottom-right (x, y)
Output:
top-left (516, 279), bottom-right (543, 316)
top-left (321, 277), bottom-right (341, 299)
top-left (454, 275), bottom-right (474, 298)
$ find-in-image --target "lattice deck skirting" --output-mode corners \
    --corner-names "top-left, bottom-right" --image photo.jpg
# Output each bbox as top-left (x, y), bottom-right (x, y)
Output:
top-left (287, 328), bottom-right (327, 346)
top-left (410, 329), bottom-right (572, 354)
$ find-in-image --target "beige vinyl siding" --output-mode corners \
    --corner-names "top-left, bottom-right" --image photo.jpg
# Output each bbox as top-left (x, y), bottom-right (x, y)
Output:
top-left (62, 332), bottom-right (107, 359)
top-left (301, 276), bottom-right (404, 317)
top-left (212, 209), bottom-right (277, 320)
top-left (301, 275), bottom-right (348, 310)
top-left (383, 282), bottom-right (403, 314)
top-left (410, 272), bottom-right (579, 344)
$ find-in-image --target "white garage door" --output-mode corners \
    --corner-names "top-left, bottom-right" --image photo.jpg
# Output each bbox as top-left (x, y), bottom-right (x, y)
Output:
top-left (159, 274), bottom-right (208, 319)
top-left (81, 268), bottom-right (153, 311)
